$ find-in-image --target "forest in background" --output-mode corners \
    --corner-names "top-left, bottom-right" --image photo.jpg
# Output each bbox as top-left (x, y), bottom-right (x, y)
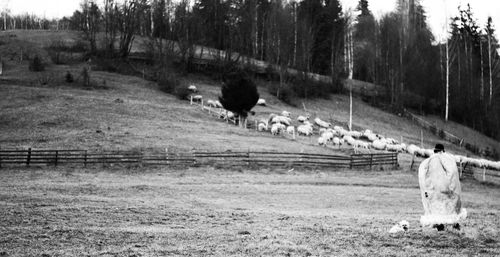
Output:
top-left (1, 0), bottom-right (500, 141)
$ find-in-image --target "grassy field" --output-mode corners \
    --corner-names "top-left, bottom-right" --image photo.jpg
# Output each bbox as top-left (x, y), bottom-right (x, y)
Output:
top-left (2, 29), bottom-right (498, 158)
top-left (0, 167), bottom-right (499, 256)
top-left (1, 30), bottom-right (500, 256)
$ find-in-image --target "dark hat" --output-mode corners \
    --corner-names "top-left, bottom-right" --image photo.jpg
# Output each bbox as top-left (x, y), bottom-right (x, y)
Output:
top-left (434, 143), bottom-right (445, 153)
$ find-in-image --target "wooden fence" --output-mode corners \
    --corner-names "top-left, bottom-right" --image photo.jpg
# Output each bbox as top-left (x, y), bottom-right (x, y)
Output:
top-left (409, 157), bottom-right (500, 183)
top-left (403, 109), bottom-right (463, 146)
top-left (0, 148), bottom-right (398, 170)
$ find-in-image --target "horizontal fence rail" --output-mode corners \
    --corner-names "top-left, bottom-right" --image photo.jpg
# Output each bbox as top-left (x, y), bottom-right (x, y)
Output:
top-left (0, 148), bottom-right (398, 170)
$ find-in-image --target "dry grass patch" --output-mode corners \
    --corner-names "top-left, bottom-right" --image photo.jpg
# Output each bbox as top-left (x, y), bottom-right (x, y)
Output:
top-left (0, 167), bottom-right (499, 256)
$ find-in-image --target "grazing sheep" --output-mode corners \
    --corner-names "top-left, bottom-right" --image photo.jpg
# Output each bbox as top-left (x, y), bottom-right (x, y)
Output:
top-left (258, 123), bottom-right (268, 131)
top-left (281, 111), bottom-right (291, 117)
top-left (192, 95), bottom-right (203, 102)
top-left (333, 125), bottom-right (343, 132)
top-left (286, 126), bottom-right (295, 135)
top-left (332, 137), bottom-right (342, 147)
top-left (318, 136), bottom-right (328, 147)
top-left (257, 98), bottom-right (267, 106)
top-left (365, 133), bottom-right (378, 142)
top-left (355, 140), bottom-right (370, 149)
top-left (271, 123), bottom-right (286, 135)
top-left (297, 114), bottom-right (310, 123)
top-left (206, 100), bottom-right (218, 108)
top-left (423, 149), bottom-right (434, 158)
top-left (188, 85), bottom-right (197, 92)
top-left (386, 144), bottom-right (406, 153)
top-left (226, 111), bottom-right (235, 119)
top-left (214, 100), bottom-right (223, 108)
top-left (319, 128), bottom-right (327, 135)
top-left (297, 124), bottom-right (313, 136)
top-left (371, 140), bottom-right (386, 151)
top-left (314, 117), bottom-right (331, 128)
top-left (321, 130), bottom-right (335, 141)
top-left (406, 144), bottom-right (420, 155)
top-left (389, 220), bottom-right (409, 233)
top-left (385, 137), bottom-right (399, 145)
top-left (347, 130), bottom-right (363, 138)
top-left (271, 115), bottom-right (292, 126)
top-left (343, 135), bottom-right (356, 146)
top-left (336, 127), bottom-right (349, 137)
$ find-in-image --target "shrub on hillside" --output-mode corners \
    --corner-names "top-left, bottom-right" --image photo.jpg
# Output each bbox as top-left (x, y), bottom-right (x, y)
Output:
top-left (29, 55), bottom-right (45, 72)
top-left (219, 72), bottom-right (259, 118)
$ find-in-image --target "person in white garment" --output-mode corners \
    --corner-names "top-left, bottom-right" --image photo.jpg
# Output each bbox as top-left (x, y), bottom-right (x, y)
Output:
top-left (418, 144), bottom-right (467, 231)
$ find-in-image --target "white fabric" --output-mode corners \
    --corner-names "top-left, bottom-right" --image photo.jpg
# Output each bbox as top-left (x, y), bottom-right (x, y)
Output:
top-left (418, 153), bottom-right (467, 227)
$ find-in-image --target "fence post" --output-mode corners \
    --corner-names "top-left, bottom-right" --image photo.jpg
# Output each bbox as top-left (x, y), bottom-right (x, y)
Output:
top-left (349, 154), bottom-right (353, 169)
top-left (26, 148), bottom-right (31, 167)
top-left (369, 154), bottom-right (373, 170)
top-left (84, 150), bottom-right (87, 167)
top-left (55, 150), bottom-right (58, 167)
top-left (190, 95), bottom-right (193, 105)
top-left (394, 153), bottom-right (398, 168)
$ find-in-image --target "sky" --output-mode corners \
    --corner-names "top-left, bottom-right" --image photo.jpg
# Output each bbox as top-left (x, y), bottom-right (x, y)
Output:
top-left (1, 0), bottom-right (499, 40)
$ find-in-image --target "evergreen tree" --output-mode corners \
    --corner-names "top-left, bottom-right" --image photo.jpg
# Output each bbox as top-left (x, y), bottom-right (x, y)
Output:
top-left (218, 72), bottom-right (259, 118)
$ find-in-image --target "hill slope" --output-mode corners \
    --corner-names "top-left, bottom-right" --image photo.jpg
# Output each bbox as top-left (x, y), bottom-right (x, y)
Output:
top-left (1, 30), bottom-right (498, 161)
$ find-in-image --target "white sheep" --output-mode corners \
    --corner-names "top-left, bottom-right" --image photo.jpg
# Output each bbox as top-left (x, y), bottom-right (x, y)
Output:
top-left (226, 111), bottom-right (235, 119)
top-left (258, 123), bottom-right (268, 131)
top-left (386, 144), bottom-right (406, 153)
top-left (297, 114), bottom-right (310, 123)
top-left (389, 220), bottom-right (409, 233)
top-left (318, 136), bottom-right (328, 147)
top-left (332, 137), bottom-right (342, 147)
top-left (214, 100), bottom-right (223, 108)
top-left (271, 115), bottom-right (292, 126)
top-left (286, 126), bottom-right (295, 135)
top-left (192, 95), bottom-right (203, 101)
top-left (188, 85), bottom-right (197, 92)
top-left (257, 98), bottom-right (266, 106)
top-left (206, 100), bottom-right (218, 108)
top-left (371, 140), bottom-right (386, 151)
top-left (281, 111), bottom-right (291, 117)
top-left (319, 128), bottom-right (327, 135)
top-left (314, 117), bottom-right (331, 128)
top-left (343, 135), bottom-right (356, 146)
top-left (322, 130), bottom-right (335, 141)
top-left (385, 137), bottom-right (399, 145)
top-left (271, 123), bottom-right (286, 135)
top-left (297, 124), bottom-right (313, 136)
top-left (348, 130), bottom-right (363, 138)
top-left (355, 140), bottom-right (370, 149)
top-left (333, 125), bottom-right (343, 132)
top-left (365, 133), bottom-right (378, 142)
top-left (406, 144), bottom-right (420, 155)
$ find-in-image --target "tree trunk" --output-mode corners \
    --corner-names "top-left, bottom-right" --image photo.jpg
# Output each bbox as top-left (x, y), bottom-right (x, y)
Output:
top-left (488, 32), bottom-right (493, 105)
top-left (445, 38), bottom-right (449, 121)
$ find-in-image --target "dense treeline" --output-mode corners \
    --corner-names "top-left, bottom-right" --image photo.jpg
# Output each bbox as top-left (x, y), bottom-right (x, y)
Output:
top-left (1, 0), bottom-right (500, 141)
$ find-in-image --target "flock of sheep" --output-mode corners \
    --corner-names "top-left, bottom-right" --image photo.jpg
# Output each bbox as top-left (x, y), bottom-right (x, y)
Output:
top-left (187, 85), bottom-right (500, 171)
